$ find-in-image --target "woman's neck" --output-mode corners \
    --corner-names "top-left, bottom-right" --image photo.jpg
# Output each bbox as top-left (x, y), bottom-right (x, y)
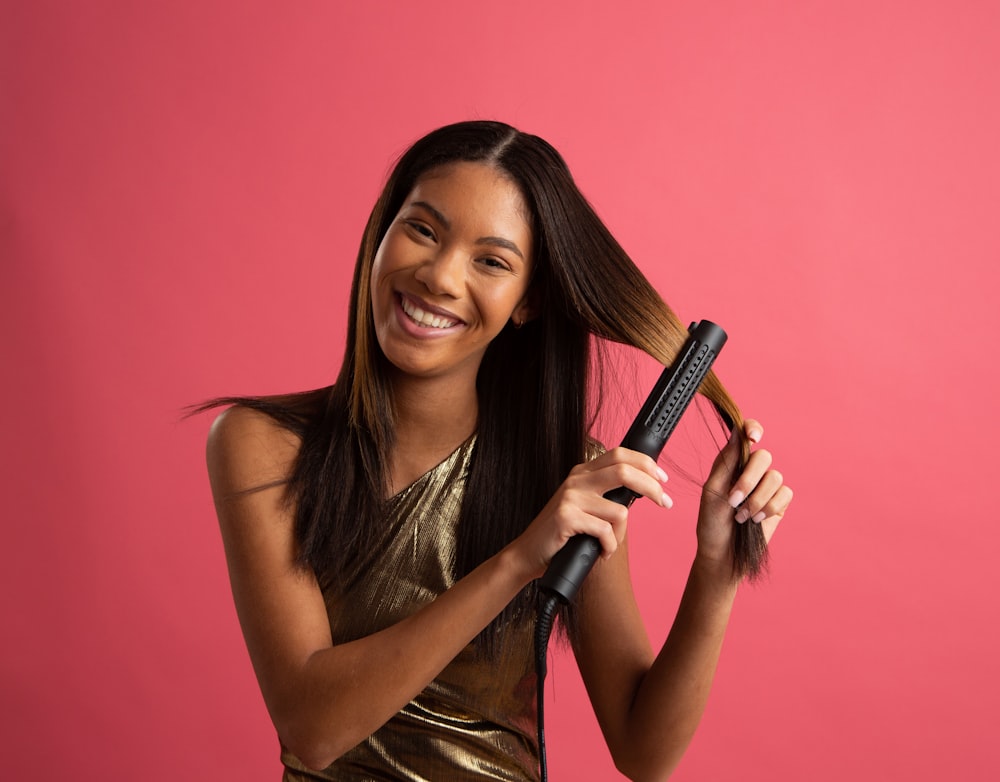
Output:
top-left (386, 372), bottom-right (478, 495)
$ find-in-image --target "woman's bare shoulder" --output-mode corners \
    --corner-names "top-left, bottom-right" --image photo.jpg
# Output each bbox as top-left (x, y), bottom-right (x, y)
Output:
top-left (206, 405), bottom-right (302, 497)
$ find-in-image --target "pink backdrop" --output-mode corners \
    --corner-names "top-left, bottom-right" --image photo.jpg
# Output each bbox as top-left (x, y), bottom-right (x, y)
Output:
top-left (4, 1), bottom-right (998, 779)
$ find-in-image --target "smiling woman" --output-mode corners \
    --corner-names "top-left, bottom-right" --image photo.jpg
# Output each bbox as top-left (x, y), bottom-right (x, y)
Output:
top-left (199, 120), bottom-right (791, 781)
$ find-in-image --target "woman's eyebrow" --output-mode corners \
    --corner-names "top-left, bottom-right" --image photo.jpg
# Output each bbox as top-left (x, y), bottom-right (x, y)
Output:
top-left (410, 200), bottom-right (450, 228)
top-left (476, 236), bottom-right (524, 260)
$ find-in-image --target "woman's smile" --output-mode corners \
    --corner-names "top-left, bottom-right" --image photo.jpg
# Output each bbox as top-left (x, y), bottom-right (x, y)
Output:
top-left (396, 292), bottom-right (464, 333)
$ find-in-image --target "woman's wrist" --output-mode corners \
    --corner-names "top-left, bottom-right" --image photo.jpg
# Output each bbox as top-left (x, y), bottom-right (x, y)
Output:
top-left (494, 541), bottom-right (543, 593)
top-left (691, 547), bottom-right (742, 591)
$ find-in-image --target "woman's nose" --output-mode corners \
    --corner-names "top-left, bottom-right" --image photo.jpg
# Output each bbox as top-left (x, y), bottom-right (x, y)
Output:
top-left (414, 248), bottom-right (464, 297)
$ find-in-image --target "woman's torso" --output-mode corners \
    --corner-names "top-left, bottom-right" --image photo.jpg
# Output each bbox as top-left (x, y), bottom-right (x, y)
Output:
top-left (280, 436), bottom-right (540, 781)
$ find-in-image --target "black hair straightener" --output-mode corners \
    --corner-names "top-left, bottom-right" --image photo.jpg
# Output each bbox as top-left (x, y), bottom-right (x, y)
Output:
top-left (533, 319), bottom-right (730, 782)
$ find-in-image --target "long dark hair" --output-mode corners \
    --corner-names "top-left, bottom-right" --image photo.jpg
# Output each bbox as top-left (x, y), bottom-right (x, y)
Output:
top-left (202, 121), bottom-right (765, 651)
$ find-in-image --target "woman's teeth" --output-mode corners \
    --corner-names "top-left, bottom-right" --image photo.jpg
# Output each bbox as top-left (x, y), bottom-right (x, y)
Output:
top-left (401, 297), bottom-right (458, 329)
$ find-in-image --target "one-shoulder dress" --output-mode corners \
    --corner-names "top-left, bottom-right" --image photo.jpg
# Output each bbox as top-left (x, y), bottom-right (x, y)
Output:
top-left (281, 437), bottom-right (541, 781)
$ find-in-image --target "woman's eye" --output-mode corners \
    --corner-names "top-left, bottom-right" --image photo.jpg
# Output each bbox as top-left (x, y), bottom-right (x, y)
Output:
top-left (479, 256), bottom-right (511, 272)
top-left (406, 221), bottom-right (434, 239)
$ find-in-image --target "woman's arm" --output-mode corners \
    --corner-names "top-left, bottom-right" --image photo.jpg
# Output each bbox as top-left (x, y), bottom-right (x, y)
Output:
top-left (571, 420), bottom-right (792, 782)
top-left (207, 406), bottom-right (672, 770)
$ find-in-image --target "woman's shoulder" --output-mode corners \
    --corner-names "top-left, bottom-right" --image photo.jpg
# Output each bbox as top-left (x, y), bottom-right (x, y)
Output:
top-left (206, 404), bottom-right (303, 496)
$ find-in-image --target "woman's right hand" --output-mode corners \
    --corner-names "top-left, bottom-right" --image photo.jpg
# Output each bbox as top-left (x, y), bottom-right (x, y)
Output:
top-left (505, 447), bottom-right (672, 582)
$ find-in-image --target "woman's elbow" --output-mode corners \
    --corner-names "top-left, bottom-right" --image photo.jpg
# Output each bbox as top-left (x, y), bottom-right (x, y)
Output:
top-left (612, 746), bottom-right (685, 782)
top-left (275, 714), bottom-right (353, 772)
top-left (279, 732), bottom-right (340, 772)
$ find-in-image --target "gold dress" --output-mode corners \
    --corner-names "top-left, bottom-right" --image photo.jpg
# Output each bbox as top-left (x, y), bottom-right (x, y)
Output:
top-left (281, 437), bottom-right (540, 781)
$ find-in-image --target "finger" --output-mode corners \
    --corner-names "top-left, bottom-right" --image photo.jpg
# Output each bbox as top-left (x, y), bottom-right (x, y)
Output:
top-left (547, 488), bottom-right (627, 558)
top-left (570, 495), bottom-right (629, 558)
top-left (595, 497), bottom-right (632, 552)
top-left (726, 448), bottom-right (774, 510)
top-left (586, 508), bottom-right (625, 560)
top-left (586, 446), bottom-right (667, 482)
top-left (743, 418), bottom-right (764, 444)
top-left (580, 449), bottom-right (672, 508)
top-left (734, 468), bottom-right (784, 524)
top-left (757, 484), bottom-right (794, 543)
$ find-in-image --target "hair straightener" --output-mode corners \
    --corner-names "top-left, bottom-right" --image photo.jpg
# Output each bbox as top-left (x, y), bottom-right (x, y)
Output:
top-left (533, 319), bottom-right (730, 782)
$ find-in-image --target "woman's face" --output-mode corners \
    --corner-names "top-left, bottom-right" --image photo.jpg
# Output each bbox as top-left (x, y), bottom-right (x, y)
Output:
top-left (370, 162), bottom-right (535, 385)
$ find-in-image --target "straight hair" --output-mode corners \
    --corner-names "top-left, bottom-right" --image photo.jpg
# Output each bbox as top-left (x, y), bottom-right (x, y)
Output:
top-left (199, 121), bottom-right (765, 653)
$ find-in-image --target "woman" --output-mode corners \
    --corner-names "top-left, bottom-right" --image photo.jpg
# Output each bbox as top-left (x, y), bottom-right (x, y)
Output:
top-left (205, 120), bottom-right (792, 781)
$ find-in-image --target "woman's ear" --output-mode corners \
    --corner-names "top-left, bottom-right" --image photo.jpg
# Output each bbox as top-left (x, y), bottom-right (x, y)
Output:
top-left (511, 287), bottom-right (541, 327)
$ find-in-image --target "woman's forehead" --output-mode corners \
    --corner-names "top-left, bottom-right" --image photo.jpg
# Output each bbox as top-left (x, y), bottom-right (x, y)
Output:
top-left (405, 162), bottom-right (533, 239)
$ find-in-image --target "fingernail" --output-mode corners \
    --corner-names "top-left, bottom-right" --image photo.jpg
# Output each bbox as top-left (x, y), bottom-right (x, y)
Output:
top-left (656, 466), bottom-right (668, 482)
top-left (728, 490), bottom-right (745, 508)
top-left (751, 511), bottom-right (766, 524)
top-left (748, 428), bottom-right (762, 443)
top-left (662, 493), bottom-right (674, 509)
top-left (735, 507), bottom-right (750, 523)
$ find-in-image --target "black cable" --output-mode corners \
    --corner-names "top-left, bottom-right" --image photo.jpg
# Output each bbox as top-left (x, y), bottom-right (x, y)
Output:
top-left (535, 593), bottom-right (560, 782)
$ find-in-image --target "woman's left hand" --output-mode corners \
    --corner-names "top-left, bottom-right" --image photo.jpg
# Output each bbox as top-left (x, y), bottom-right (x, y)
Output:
top-left (697, 419), bottom-right (793, 566)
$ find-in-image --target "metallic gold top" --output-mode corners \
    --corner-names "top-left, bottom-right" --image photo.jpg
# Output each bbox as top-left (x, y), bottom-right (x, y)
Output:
top-left (281, 437), bottom-right (540, 781)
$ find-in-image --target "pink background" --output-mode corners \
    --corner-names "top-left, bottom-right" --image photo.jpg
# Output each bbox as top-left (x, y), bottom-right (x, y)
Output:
top-left (3, 1), bottom-right (998, 779)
